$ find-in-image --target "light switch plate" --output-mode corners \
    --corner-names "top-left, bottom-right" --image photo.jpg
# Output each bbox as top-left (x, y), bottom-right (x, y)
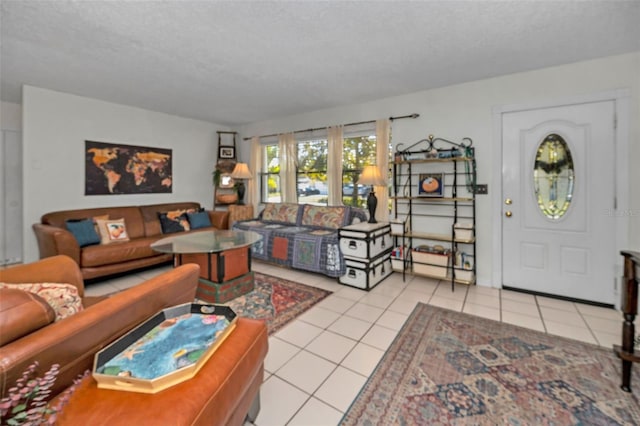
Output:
top-left (475, 184), bottom-right (488, 195)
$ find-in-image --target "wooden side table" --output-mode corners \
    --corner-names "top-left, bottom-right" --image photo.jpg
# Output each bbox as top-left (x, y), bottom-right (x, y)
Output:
top-left (615, 250), bottom-right (640, 392)
top-left (229, 204), bottom-right (254, 225)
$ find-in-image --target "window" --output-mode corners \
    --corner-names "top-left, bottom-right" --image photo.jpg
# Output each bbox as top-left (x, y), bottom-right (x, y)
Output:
top-left (258, 129), bottom-right (391, 208)
top-left (342, 135), bottom-right (377, 208)
top-left (260, 144), bottom-right (281, 203)
top-left (297, 139), bottom-right (328, 205)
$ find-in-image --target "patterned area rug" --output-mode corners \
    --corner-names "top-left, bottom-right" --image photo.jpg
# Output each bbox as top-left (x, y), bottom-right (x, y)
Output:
top-left (221, 272), bottom-right (331, 335)
top-left (342, 303), bottom-right (640, 425)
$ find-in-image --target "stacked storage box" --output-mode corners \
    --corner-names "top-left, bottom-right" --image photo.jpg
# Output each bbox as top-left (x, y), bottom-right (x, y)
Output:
top-left (454, 222), bottom-right (474, 241)
top-left (389, 216), bottom-right (409, 235)
top-left (339, 222), bottom-right (393, 290)
top-left (412, 245), bottom-right (451, 278)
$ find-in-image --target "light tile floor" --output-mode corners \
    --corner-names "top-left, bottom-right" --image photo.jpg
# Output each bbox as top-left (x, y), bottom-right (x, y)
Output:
top-left (87, 262), bottom-right (624, 426)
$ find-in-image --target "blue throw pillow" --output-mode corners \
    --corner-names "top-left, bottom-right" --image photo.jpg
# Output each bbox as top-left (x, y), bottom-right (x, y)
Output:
top-left (187, 211), bottom-right (212, 229)
top-left (65, 219), bottom-right (101, 247)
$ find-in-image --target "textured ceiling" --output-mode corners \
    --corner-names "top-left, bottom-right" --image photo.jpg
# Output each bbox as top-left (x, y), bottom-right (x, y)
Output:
top-left (1, 1), bottom-right (639, 126)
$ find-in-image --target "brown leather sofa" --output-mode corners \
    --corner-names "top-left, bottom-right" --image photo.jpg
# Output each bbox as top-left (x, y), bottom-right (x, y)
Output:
top-left (33, 202), bottom-right (229, 280)
top-left (0, 255), bottom-right (269, 425)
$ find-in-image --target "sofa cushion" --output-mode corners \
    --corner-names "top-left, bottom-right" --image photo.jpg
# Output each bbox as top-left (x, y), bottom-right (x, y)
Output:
top-left (96, 218), bottom-right (130, 244)
top-left (0, 282), bottom-right (83, 321)
top-left (81, 237), bottom-right (160, 268)
top-left (187, 210), bottom-right (212, 229)
top-left (66, 218), bottom-right (101, 247)
top-left (261, 203), bottom-right (300, 225)
top-left (0, 288), bottom-right (56, 346)
top-left (300, 205), bottom-right (350, 229)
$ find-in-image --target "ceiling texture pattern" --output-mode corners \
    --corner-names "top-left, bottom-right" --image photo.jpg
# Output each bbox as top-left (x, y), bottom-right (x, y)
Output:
top-left (1, 1), bottom-right (639, 126)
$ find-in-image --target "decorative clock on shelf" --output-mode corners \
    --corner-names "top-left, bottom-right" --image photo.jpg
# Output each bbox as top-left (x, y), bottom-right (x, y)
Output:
top-left (418, 173), bottom-right (444, 197)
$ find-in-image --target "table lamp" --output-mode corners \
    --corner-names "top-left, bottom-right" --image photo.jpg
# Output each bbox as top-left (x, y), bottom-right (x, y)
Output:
top-left (230, 163), bottom-right (253, 205)
top-left (357, 165), bottom-right (387, 223)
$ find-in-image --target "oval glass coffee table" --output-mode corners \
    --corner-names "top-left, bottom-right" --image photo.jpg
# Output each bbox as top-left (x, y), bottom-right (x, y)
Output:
top-left (151, 230), bottom-right (262, 303)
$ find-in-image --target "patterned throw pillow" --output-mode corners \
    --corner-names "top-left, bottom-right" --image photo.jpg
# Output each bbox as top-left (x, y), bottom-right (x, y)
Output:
top-left (158, 209), bottom-right (195, 233)
top-left (301, 205), bottom-right (348, 229)
top-left (95, 218), bottom-right (130, 244)
top-left (260, 203), bottom-right (279, 221)
top-left (261, 203), bottom-right (300, 225)
top-left (65, 218), bottom-right (101, 247)
top-left (0, 282), bottom-right (84, 321)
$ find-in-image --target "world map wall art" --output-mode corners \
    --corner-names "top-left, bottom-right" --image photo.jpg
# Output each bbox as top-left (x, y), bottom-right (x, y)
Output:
top-left (85, 140), bottom-right (173, 195)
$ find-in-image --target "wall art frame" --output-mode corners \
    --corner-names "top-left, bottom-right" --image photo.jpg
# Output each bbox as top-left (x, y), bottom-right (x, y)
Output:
top-left (218, 146), bottom-right (236, 159)
top-left (85, 140), bottom-right (172, 195)
top-left (418, 173), bottom-right (444, 197)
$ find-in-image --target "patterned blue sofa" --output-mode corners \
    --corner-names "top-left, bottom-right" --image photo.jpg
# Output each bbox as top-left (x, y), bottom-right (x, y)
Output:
top-left (232, 203), bottom-right (366, 278)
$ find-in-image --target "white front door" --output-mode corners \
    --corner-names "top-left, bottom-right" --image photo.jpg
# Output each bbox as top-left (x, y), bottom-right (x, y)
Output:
top-left (502, 101), bottom-right (616, 305)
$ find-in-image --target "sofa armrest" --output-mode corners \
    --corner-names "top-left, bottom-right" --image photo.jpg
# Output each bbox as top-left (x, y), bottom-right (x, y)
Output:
top-left (0, 263), bottom-right (200, 403)
top-left (0, 255), bottom-right (85, 298)
top-left (208, 210), bottom-right (229, 230)
top-left (32, 223), bottom-right (81, 264)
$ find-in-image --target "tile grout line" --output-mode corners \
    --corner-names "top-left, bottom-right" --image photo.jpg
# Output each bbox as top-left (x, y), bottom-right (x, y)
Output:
top-left (534, 295), bottom-right (549, 334)
top-left (574, 305), bottom-right (604, 346)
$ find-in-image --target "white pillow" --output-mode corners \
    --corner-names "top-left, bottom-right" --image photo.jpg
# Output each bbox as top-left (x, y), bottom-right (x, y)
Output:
top-left (95, 218), bottom-right (130, 244)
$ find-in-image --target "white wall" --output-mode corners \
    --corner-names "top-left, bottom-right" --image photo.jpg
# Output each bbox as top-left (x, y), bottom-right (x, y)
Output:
top-left (22, 86), bottom-right (229, 262)
top-left (1, 101), bottom-right (22, 131)
top-left (1, 101), bottom-right (23, 264)
top-left (240, 52), bottom-right (640, 287)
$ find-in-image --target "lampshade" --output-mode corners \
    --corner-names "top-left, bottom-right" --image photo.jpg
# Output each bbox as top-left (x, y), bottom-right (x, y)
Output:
top-left (357, 165), bottom-right (386, 186)
top-left (230, 163), bottom-right (253, 180)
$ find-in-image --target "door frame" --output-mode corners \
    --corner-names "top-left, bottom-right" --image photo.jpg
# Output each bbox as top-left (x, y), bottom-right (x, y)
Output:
top-left (491, 89), bottom-right (630, 307)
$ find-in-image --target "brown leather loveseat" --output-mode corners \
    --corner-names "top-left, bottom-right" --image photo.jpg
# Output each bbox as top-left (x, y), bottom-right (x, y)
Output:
top-left (33, 202), bottom-right (229, 280)
top-left (0, 255), bottom-right (269, 425)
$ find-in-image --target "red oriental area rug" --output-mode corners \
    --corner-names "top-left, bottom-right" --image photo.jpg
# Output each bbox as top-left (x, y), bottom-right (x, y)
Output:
top-left (222, 272), bottom-right (331, 335)
top-left (342, 303), bottom-right (640, 425)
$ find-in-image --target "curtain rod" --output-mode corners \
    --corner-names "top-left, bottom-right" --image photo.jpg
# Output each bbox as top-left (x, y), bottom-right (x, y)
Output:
top-left (242, 113), bottom-right (419, 141)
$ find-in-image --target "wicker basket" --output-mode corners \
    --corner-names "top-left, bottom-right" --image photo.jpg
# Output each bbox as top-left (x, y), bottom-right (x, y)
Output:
top-left (216, 193), bottom-right (238, 204)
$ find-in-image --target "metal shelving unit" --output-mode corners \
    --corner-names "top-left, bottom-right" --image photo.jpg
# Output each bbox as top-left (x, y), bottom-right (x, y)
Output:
top-left (391, 135), bottom-right (477, 290)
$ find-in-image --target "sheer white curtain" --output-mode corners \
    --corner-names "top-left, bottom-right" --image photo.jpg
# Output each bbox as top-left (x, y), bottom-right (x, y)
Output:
top-left (327, 125), bottom-right (343, 206)
top-left (247, 136), bottom-right (261, 215)
top-left (279, 132), bottom-right (298, 203)
top-left (375, 119), bottom-right (391, 222)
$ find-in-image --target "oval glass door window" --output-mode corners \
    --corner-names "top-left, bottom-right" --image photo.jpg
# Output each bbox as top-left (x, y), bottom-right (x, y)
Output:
top-left (533, 133), bottom-right (575, 220)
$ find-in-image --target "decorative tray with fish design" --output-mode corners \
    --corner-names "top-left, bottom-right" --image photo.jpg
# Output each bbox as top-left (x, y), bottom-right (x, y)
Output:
top-left (93, 303), bottom-right (236, 393)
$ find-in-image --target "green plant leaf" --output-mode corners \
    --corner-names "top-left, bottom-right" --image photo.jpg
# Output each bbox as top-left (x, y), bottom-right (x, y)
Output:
top-left (11, 403), bottom-right (27, 414)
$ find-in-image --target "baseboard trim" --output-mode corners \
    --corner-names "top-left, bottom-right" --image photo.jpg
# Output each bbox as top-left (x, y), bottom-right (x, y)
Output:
top-left (502, 286), bottom-right (615, 309)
